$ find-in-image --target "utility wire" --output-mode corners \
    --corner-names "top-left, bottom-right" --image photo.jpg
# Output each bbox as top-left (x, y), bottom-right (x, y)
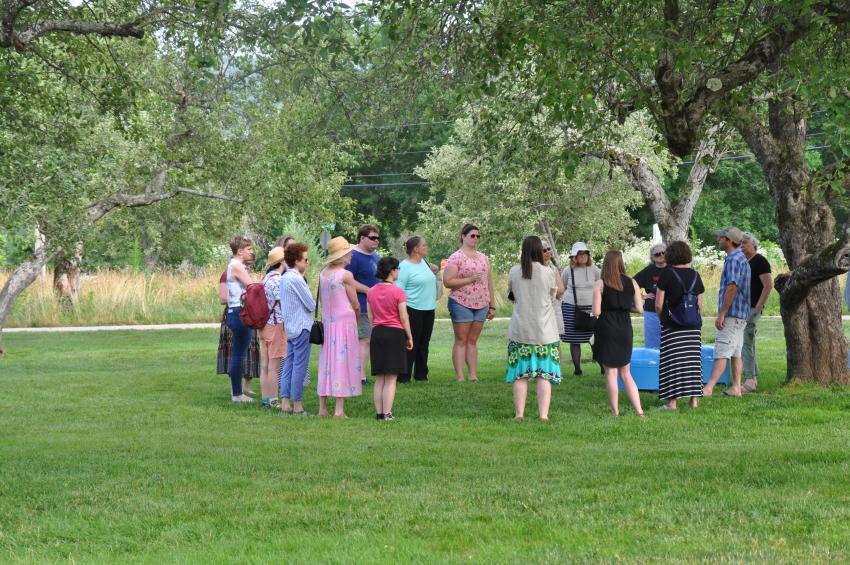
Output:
top-left (341, 181), bottom-right (430, 189)
top-left (678, 144), bottom-right (831, 166)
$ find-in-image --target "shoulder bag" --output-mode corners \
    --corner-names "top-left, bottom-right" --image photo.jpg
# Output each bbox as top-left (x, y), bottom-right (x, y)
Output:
top-left (309, 277), bottom-right (324, 345)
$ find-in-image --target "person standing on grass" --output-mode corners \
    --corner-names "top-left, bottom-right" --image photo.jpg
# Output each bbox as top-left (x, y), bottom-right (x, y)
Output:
top-left (542, 241), bottom-right (566, 336)
top-left (654, 241), bottom-right (705, 410)
top-left (560, 242), bottom-right (601, 376)
top-left (740, 232), bottom-right (772, 394)
top-left (278, 243), bottom-right (315, 415)
top-left (704, 227), bottom-right (751, 397)
top-left (259, 246), bottom-right (287, 409)
top-left (506, 236), bottom-right (563, 421)
top-left (346, 224), bottom-right (381, 386)
top-left (633, 243), bottom-right (667, 349)
top-left (395, 236), bottom-right (438, 383)
top-left (317, 237), bottom-right (362, 418)
top-left (217, 258), bottom-right (261, 390)
top-left (592, 250), bottom-right (645, 417)
top-left (368, 257), bottom-right (414, 421)
top-left (224, 235), bottom-right (256, 403)
top-left (443, 223), bottom-right (496, 382)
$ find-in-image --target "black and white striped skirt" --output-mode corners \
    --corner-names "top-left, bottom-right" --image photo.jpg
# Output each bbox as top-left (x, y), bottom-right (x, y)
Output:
top-left (659, 327), bottom-right (703, 400)
top-left (560, 302), bottom-right (594, 344)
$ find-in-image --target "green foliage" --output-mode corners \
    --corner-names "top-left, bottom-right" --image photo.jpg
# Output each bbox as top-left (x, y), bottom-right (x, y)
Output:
top-left (415, 113), bottom-right (660, 269)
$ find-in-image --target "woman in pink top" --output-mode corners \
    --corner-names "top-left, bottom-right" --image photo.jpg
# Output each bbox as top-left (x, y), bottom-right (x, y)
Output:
top-left (443, 223), bottom-right (495, 382)
top-left (367, 257), bottom-right (413, 421)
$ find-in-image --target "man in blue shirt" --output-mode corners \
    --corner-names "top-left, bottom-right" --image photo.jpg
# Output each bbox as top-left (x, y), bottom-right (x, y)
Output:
top-left (704, 227), bottom-right (751, 397)
top-left (346, 224), bottom-right (381, 385)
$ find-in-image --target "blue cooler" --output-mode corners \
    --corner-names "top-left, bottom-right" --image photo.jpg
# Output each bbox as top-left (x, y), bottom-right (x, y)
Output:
top-left (701, 345), bottom-right (731, 385)
top-left (619, 347), bottom-right (659, 391)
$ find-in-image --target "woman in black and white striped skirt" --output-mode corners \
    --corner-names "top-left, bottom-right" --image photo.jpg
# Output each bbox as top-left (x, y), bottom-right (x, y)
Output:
top-left (560, 242), bottom-right (601, 375)
top-left (654, 241), bottom-right (705, 410)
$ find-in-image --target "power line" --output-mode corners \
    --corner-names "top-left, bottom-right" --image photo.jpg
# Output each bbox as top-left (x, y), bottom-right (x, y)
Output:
top-left (348, 172), bottom-right (418, 178)
top-left (678, 144), bottom-right (831, 166)
top-left (341, 181), bottom-right (430, 189)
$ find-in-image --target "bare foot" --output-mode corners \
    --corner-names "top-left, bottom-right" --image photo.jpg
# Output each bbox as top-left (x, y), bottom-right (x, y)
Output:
top-left (703, 386), bottom-right (714, 397)
top-left (455, 377), bottom-right (465, 382)
top-left (539, 417), bottom-right (549, 422)
top-left (317, 411), bottom-right (330, 417)
top-left (723, 387), bottom-right (742, 397)
top-left (468, 376), bottom-right (479, 382)
top-left (334, 413), bottom-right (349, 419)
top-left (514, 415), bottom-right (524, 420)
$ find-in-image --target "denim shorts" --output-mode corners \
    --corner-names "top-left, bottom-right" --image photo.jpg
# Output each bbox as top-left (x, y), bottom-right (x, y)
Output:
top-left (447, 297), bottom-right (488, 323)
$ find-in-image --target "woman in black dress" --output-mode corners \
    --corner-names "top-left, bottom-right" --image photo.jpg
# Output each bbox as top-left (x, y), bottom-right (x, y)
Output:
top-left (592, 251), bottom-right (645, 417)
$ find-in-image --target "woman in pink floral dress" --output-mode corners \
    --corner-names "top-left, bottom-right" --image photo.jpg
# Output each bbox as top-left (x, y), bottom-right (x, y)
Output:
top-left (443, 223), bottom-right (496, 382)
top-left (317, 237), bottom-right (363, 418)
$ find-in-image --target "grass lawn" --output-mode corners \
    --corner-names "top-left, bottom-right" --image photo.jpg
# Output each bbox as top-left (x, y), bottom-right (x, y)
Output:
top-left (2, 319), bottom-right (850, 563)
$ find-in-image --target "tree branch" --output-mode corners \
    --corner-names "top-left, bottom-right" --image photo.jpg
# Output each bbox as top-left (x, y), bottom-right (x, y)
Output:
top-left (14, 19), bottom-right (144, 49)
top-left (672, 122), bottom-right (726, 222)
top-left (86, 186), bottom-right (244, 223)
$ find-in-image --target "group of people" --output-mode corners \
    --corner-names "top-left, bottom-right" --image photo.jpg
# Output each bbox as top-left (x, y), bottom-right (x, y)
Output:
top-left (507, 226), bottom-right (772, 419)
top-left (217, 223), bottom-right (497, 420)
top-left (216, 221), bottom-right (773, 421)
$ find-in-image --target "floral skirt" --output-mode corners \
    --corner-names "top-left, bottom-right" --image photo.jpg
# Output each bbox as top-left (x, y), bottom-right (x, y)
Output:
top-left (506, 341), bottom-right (562, 384)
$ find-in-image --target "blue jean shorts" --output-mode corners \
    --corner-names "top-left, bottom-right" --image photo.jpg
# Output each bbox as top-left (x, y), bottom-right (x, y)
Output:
top-left (447, 297), bottom-right (488, 323)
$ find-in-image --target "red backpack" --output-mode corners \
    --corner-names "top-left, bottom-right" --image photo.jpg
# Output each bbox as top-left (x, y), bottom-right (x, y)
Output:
top-left (239, 283), bottom-right (270, 329)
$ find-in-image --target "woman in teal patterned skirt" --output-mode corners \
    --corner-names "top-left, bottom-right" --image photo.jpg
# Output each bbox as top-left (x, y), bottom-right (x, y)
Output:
top-left (506, 236), bottom-right (563, 421)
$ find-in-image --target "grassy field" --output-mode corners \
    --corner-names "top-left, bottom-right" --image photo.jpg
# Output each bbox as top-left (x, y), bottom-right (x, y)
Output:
top-left (2, 319), bottom-right (850, 563)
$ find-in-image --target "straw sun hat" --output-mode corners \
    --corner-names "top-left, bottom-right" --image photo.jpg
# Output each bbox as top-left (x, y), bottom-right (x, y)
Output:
top-left (324, 236), bottom-right (353, 263)
top-left (267, 246), bottom-right (285, 267)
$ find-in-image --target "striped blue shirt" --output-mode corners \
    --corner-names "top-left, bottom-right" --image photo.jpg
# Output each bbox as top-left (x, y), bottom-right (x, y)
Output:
top-left (718, 247), bottom-right (751, 320)
top-left (279, 269), bottom-right (316, 335)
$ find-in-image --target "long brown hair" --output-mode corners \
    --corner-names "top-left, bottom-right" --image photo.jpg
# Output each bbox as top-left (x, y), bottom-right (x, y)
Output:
top-left (601, 250), bottom-right (626, 291)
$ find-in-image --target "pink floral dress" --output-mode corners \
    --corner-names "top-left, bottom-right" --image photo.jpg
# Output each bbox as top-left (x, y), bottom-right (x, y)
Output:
top-left (317, 269), bottom-right (362, 398)
top-left (446, 250), bottom-right (491, 309)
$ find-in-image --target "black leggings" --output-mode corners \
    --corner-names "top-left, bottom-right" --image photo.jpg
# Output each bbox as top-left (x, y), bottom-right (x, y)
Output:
top-left (399, 307), bottom-right (435, 382)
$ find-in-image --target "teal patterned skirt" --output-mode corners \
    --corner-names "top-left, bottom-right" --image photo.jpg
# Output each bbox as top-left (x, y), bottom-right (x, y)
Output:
top-left (505, 341), bottom-right (562, 384)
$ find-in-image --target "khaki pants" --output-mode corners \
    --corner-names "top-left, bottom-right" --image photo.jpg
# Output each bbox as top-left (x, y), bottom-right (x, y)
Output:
top-left (742, 308), bottom-right (761, 378)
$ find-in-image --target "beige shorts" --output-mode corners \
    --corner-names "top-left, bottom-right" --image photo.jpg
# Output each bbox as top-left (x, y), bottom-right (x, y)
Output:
top-left (714, 316), bottom-right (747, 359)
top-left (260, 323), bottom-right (287, 359)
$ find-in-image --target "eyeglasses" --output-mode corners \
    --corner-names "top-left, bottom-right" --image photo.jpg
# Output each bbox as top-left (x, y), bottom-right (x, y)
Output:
top-left (467, 233), bottom-right (481, 239)
top-left (653, 252), bottom-right (665, 257)
top-left (366, 235), bottom-right (380, 242)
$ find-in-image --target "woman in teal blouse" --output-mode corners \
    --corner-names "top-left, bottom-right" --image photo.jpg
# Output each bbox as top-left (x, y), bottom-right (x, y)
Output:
top-left (396, 236), bottom-right (439, 383)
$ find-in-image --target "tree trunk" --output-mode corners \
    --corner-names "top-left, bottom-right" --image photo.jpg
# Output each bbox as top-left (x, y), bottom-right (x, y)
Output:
top-left (739, 100), bottom-right (850, 385)
top-left (0, 246), bottom-right (51, 358)
top-left (592, 123), bottom-right (725, 243)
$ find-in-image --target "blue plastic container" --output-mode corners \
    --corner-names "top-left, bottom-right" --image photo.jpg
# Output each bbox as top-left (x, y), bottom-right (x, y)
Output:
top-left (701, 345), bottom-right (731, 385)
top-left (619, 347), bottom-right (659, 391)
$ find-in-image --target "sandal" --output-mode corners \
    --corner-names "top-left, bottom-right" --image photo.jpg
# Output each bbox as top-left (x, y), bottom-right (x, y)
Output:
top-left (742, 379), bottom-right (758, 393)
top-left (281, 407), bottom-right (293, 415)
top-left (383, 413), bottom-right (395, 421)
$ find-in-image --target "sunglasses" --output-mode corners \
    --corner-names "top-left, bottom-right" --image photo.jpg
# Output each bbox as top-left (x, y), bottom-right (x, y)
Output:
top-left (576, 251), bottom-right (589, 255)
top-left (366, 235), bottom-right (380, 242)
top-left (467, 233), bottom-right (481, 239)
top-left (653, 252), bottom-right (665, 257)
top-left (543, 248), bottom-right (552, 252)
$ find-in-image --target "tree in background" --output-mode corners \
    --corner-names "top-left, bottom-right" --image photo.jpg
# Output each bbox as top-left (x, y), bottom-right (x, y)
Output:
top-left (415, 113), bottom-right (669, 268)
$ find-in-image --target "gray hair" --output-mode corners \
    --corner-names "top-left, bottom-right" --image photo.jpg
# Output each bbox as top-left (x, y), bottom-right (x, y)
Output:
top-left (741, 232), bottom-right (759, 249)
top-left (649, 243), bottom-right (666, 263)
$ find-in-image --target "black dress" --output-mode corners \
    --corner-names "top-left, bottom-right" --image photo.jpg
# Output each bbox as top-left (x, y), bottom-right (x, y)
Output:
top-left (593, 274), bottom-right (635, 368)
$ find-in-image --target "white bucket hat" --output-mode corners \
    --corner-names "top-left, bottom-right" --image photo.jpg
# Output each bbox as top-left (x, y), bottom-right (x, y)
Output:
top-left (570, 241), bottom-right (589, 257)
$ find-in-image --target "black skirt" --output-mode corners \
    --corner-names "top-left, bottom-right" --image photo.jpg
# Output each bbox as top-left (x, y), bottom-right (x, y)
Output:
top-left (371, 325), bottom-right (408, 375)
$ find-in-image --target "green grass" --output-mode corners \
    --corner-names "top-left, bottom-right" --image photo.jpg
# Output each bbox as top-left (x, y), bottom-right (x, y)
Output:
top-left (2, 319), bottom-right (850, 563)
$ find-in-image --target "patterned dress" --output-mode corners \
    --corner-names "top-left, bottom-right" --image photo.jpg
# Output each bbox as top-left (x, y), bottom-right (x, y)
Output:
top-left (317, 269), bottom-right (362, 398)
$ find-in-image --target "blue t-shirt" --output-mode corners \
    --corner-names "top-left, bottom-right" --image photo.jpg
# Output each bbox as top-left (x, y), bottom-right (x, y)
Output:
top-left (346, 248), bottom-right (379, 312)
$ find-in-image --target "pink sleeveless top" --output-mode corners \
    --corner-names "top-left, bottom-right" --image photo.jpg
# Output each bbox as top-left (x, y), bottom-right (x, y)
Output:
top-left (320, 269), bottom-right (356, 324)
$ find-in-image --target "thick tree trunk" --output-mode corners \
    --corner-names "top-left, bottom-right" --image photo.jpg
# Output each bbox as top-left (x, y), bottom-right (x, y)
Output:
top-left (739, 100), bottom-right (850, 385)
top-left (0, 246), bottom-right (51, 358)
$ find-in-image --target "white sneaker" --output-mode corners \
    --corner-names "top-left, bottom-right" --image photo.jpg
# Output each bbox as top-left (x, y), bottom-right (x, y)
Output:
top-left (232, 394), bottom-right (255, 403)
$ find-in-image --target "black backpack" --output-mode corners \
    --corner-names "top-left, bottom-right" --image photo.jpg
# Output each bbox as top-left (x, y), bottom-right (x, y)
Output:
top-left (666, 269), bottom-right (702, 328)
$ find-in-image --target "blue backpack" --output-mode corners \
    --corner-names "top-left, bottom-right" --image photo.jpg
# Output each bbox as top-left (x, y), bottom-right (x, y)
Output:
top-left (666, 269), bottom-right (702, 328)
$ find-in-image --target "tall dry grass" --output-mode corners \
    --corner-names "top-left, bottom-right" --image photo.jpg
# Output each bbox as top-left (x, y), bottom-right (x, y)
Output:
top-left (1, 264), bottom-right (829, 328)
top-left (1, 269), bottom-right (223, 328)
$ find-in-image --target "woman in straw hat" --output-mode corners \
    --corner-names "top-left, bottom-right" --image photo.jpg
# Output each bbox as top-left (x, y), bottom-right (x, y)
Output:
top-left (317, 236), bottom-right (363, 418)
top-left (258, 246), bottom-right (287, 408)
